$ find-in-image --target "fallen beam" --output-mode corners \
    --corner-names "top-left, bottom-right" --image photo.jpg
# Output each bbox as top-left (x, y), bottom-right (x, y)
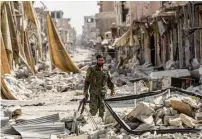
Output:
top-left (104, 87), bottom-right (202, 102)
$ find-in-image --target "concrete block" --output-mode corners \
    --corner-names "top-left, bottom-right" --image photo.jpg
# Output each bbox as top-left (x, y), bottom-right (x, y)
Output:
top-left (164, 115), bottom-right (179, 126)
top-left (127, 102), bottom-right (154, 123)
top-left (170, 98), bottom-right (193, 117)
top-left (169, 118), bottom-right (182, 127)
top-left (179, 113), bottom-right (197, 128)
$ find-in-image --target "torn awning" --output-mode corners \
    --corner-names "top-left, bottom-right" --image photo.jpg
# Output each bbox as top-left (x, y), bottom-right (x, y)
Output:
top-left (46, 13), bottom-right (80, 73)
top-left (23, 1), bottom-right (42, 59)
top-left (1, 77), bottom-right (17, 100)
top-left (112, 29), bottom-right (130, 47)
top-left (1, 31), bottom-right (11, 74)
top-left (113, 27), bottom-right (135, 47)
top-left (1, 3), bottom-right (13, 69)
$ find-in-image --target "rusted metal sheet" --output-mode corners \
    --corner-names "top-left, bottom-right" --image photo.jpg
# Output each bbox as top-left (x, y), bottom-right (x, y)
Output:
top-left (12, 114), bottom-right (65, 139)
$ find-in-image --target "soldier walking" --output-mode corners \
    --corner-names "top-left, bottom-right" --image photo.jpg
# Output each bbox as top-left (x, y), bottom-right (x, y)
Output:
top-left (83, 54), bottom-right (115, 121)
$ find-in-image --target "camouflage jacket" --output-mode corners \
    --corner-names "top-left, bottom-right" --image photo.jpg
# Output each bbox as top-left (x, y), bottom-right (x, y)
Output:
top-left (84, 65), bottom-right (114, 95)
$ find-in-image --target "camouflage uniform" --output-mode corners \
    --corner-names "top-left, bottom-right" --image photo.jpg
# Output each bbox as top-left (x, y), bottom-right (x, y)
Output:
top-left (84, 65), bottom-right (114, 118)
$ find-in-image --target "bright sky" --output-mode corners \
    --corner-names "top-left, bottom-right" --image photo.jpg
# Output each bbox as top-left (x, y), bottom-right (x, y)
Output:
top-left (34, 1), bottom-right (99, 35)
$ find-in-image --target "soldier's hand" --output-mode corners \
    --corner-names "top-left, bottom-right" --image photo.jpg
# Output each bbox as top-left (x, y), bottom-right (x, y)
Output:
top-left (110, 90), bottom-right (115, 96)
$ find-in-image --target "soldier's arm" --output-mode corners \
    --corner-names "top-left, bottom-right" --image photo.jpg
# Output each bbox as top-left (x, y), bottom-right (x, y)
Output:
top-left (83, 67), bottom-right (92, 93)
top-left (107, 71), bottom-right (115, 92)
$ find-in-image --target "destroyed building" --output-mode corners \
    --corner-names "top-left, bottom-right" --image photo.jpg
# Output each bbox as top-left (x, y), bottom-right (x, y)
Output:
top-left (1, 1), bottom-right (202, 139)
top-left (116, 2), bottom-right (202, 68)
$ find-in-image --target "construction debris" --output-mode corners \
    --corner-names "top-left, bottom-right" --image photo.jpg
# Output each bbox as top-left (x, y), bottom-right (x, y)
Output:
top-left (1, 1), bottom-right (202, 139)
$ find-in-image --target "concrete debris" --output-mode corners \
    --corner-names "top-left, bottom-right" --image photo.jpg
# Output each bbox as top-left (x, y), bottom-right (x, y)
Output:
top-left (182, 97), bottom-right (201, 109)
top-left (191, 58), bottom-right (200, 70)
top-left (153, 96), bottom-right (163, 105)
top-left (126, 102), bottom-right (155, 123)
top-left (168, 118), bottom-right (183, 127)
top-left (165, 60), bottom-right (178, 70)
top-left (179, 113), bottom-right (198, 128)
top-left (7, 106), bottom-right (22, 119)
top-left (3, 74), bottom-right (33, 100)
top-left (163, 115), bottom-right (179, 126)
top-left (104, 110), bottom-right (127, 125)
top-left (169, 97), bottom-right (193, 117)
top-left (150, 69), bottom-right (191, 80)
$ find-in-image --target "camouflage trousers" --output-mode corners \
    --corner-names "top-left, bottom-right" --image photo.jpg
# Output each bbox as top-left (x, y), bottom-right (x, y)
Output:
top-left (89, 92), bottom-right (105, 118)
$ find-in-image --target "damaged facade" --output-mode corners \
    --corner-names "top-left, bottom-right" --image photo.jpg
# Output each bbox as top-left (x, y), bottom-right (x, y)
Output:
top-left (114, 1), bottom-right (202, 69)
top-left (92, 1), bottom-right (202, 72)
top-left (1, 1), bottom-right (202, 139)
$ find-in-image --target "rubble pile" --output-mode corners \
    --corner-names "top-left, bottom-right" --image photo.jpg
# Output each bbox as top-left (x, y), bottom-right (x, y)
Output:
top-left (24, 71), bottom-right (86, 93)
top-left (3, 74), bottom-right (32, 100)
top-left (1, 105), bottom-right (84, 139)
top-left (100, 93), bottom-right (202, 139)
top-left (2, 71), bottom-right (86, 101)
top-left (126, 95), bottom-right (202, 128)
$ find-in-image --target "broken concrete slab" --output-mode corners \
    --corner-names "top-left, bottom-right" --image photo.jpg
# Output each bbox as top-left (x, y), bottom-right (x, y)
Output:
top-left (150, 69), bottom-right (191, 79)
top-left (164, 115), bottom-right (179, 126)
top-left (179, 113), bottom-right (197, 128)
top-left (140, 115), bottom-right (154, 125)
top-left (126, 102), bottom-right (154, 123)
top-left (170, 98), bottom-right (193, 117)
top-left (168, 118), bottom-right (182, 127)
top-left (182, 97), bottom-right (201, 109)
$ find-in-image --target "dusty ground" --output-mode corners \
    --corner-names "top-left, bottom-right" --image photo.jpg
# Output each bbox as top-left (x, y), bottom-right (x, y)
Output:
top-left (2, 47), bottom-right (202, 139)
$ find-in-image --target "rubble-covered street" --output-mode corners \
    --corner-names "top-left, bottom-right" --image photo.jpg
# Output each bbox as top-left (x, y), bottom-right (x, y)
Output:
top-left (1, 1), bottom-right (202, 139)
